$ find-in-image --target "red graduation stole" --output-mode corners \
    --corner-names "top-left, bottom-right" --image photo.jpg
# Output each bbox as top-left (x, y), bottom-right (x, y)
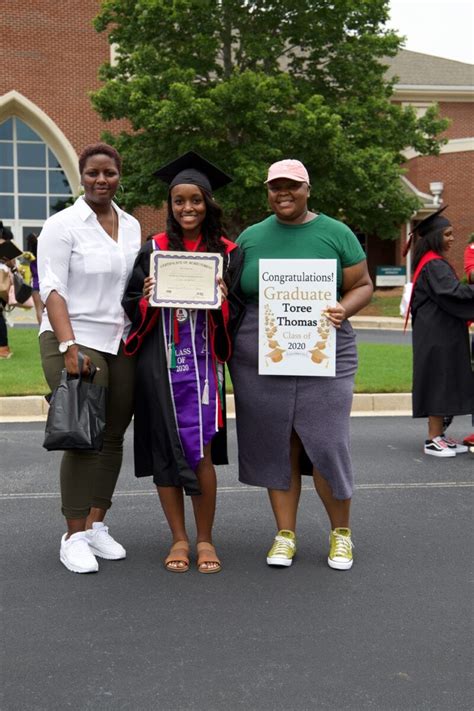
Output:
top-left (404, 250), bottom-right (443, 332)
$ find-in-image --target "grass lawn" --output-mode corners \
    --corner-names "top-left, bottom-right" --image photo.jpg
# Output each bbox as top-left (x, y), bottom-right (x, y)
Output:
top-left (354, 343), bottom-right (412, 393)
top-left (358, 288), bottom-right (403, 318)
top-left (0, 328), bottom-right (48, 396)
top-left (225, 343), bottom-right (412, 394)
top-left (0, 329), bottom-right (412, 397)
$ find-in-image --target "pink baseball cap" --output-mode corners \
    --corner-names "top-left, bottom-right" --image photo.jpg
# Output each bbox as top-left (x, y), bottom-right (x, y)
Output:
top-left (265, 159), bottom-right (310, 185)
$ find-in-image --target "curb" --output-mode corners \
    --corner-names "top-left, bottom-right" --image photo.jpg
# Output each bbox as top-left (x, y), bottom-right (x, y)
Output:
top-left (349, 315), bottom-right (409, 331)
top-left (0, 395), bottom-right (50, 422)
top-left (9, 312), bottom-right (408, 330)
top-left (0, 393), bottom-right (413, 422)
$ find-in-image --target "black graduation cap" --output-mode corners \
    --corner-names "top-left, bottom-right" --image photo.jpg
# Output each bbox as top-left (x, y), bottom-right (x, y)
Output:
top-left (154, 151), bottom-right (232, 194)
top-left (402, 206), bottom-right (450, 256)
top-left (412, 205), bottom-right (450, 238)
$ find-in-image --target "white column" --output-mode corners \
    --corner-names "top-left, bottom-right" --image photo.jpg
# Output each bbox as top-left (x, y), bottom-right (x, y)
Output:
top-left (405, 222), bottom-right (412, 281)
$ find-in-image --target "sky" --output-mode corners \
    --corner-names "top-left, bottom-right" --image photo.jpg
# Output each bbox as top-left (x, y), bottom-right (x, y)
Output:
top-left (388, 0), bottom-right (474, 65)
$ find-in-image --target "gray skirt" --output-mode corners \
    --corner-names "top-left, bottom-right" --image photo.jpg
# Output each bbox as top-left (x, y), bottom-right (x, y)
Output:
top-left (228, 305), bottom-right (357, 499)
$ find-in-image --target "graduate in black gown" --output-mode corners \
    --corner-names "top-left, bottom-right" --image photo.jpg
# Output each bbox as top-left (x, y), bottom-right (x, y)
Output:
top-left (407, 207), bottom-right (474, 457)
top-left (463, 238), bottom-right (474, 448)
top-left (123, 152), bottom-right (244, 573)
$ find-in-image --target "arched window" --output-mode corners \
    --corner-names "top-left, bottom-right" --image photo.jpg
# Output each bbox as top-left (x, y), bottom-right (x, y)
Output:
top-left (0, 117), bottom-right (73, 246)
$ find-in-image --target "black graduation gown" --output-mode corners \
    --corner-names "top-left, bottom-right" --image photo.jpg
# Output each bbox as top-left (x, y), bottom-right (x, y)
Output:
top-left (411, 258), bottom-right (474, 418)
top-left (122, 237), bottom-right (245, 494)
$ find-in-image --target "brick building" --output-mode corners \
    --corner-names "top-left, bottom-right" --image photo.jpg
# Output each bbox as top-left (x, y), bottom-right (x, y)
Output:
top-left (1, 6), bottom-right (473, 279)
top-left (382, 50), bottom-right (474, 279)
top-left (0, 0), bottom-right (163, 246)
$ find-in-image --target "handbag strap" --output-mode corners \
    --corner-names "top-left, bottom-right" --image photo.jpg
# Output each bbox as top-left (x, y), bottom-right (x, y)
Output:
top-left (77, 351), bottom-right (97, 382)
top-left (61, 351), bottom-right (97, 384)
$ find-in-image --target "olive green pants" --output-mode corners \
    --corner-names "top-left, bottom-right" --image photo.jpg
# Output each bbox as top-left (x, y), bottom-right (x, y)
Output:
top-left (40, 332), bottom-right (136, 520)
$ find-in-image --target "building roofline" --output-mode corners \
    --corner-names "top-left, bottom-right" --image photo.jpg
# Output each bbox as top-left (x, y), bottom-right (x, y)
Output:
top-left (394, 84), bottom-right (473, 92)
top-left (393, 87), bottom-right (474, 102)
top-left (400, 176), bottom-right (436, 207)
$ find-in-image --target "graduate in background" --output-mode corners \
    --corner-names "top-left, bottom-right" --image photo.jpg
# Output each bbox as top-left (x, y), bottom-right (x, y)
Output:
top-left (462, 234), bottom-right (474, 449)
top-left (123, 152), bottom-right (244, 573)
top-left (408, 207), bottom-right (474, 457)
top-left (0, 222), bottom-right (15, 359)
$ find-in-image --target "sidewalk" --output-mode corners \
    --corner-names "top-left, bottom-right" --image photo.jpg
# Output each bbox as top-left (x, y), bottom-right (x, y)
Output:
top-left (0, 392), bottom-right (412, 423)
top-left (350, 314), bottom-right (409, 331)
top-left (1, 312), bottom-right (413, 421)
top-left (4, 307), bottom-right (38, 326)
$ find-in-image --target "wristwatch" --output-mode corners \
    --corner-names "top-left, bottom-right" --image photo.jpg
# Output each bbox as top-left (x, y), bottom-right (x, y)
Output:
top-left (58, 339), bottom-right (77, 354)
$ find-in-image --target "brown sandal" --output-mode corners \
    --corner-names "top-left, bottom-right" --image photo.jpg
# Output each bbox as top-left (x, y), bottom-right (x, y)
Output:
top-left (164, 541), bottom-right (190, 573)
top-left (196, 542), bottom-right (221, 574)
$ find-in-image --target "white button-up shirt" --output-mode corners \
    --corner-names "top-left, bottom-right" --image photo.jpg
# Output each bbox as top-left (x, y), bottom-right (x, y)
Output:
top-left (38, 196), bottom-right (141, 354)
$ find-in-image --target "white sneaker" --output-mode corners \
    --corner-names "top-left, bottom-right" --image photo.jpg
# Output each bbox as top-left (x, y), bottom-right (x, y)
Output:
top-left (85, 522), bottom-right (126, 560)
top-left (424, 436), bottom-right (456, 458)
top-left (442, 436), bottom-right (468, 454)
top-left (60, 532), bottom-right (99, 573)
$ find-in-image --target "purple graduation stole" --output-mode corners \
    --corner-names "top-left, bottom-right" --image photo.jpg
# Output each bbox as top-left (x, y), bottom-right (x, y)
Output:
top-left (162, 307), bottom-right (218, 471)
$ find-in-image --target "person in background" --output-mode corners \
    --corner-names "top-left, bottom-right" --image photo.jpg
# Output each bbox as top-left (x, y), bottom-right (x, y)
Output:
top-left (122, 152), bottom-right (244, 574)
top-left (465, 234), bottom-right (474, 283)
top-left (38, 142), bottom-right (141, 574)
top-left (463, 233), bottom-right (474, 449)
top-left (0, 268), bottom-right (12, 358)
top-left (408, 208), bottom-right (474, 457)
top-left (0, 221), bottom-right (15, 359)
top-left (229, 159), bottom-right (373, 571)
top-left (25, 232), bottom-right (43, 324)
top-left (0, 220), bottom-right (14, 242)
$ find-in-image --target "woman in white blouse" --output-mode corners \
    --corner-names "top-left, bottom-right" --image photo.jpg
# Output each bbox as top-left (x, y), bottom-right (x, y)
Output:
top-left (38, 143), bottom-right (141, 574)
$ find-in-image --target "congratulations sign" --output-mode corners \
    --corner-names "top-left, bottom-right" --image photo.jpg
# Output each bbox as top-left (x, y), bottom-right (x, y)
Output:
top-left (258, 259), bottom-right (337, 376)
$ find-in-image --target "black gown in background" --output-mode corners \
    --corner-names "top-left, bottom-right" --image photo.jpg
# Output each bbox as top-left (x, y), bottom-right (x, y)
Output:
top-left (411, 258), bottom-right (474, 418)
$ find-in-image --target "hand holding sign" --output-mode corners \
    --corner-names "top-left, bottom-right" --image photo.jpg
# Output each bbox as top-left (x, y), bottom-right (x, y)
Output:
top-left (258, 259), bottom-right (337, 376)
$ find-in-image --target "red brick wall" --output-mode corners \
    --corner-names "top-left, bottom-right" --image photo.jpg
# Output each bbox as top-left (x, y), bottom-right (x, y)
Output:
top-left (2, 1), bottom-right (124, 149)
top-left (134, 205), bottom-right (167, 239)
top-left (1, 1), bottom-right (165, 239)
top-left (390, 98), bottom-right (474, 276)
top-left (405, 151), bottom-right (474, 273)
top-left (440, 102), bottom-right (474, 140)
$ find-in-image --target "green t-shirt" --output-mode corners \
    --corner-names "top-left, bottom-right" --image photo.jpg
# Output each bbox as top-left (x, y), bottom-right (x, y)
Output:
top-left (237, 213), bottom-right (366, 303)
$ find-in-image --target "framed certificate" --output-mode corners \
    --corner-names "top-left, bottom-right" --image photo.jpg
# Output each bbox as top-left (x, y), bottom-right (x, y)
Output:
top-left (149, 250), bottom-right (223, 309)
top-left (258, 259), bottom-right (337, 377)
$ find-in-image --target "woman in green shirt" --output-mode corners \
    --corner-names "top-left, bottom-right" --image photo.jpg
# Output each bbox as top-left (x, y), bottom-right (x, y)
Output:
top-left (229, 159), bottom-right (373, 571)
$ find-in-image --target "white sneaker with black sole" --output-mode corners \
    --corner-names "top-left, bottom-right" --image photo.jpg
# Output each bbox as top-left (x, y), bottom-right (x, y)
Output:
top-left (85, 522), bottom-right (126, 560)
top-left (442, 436), bottom-right (469, 454)
top-left (60, 532), bottom-right (99, 573)
top-left (424, 436), bottom-right (456, 458)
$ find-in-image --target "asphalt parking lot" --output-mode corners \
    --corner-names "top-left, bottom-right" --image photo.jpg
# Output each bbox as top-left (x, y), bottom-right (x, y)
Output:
top-left (1, 416), bottom-right (473, 711)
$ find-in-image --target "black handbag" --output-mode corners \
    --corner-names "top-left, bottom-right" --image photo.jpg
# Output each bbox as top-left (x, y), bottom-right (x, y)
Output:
top-left (12, 269), bottom-right (33, 304)
top-left (43, 353), bottom-right (107, 452)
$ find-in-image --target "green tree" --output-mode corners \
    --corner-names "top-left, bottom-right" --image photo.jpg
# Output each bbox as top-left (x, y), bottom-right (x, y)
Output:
top-left (92, 0), bottom-right (448, 237)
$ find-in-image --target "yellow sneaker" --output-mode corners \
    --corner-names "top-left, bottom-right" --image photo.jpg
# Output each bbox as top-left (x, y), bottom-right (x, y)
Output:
top-left (328, 527), bottom-right (353, 570)
top-left (266, 530), bottom-right (296, 567)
